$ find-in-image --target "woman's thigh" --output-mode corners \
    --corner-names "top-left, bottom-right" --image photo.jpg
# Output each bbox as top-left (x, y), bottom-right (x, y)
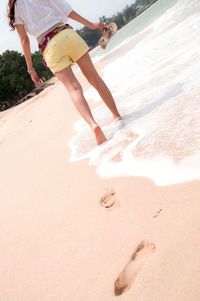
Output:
top-left (76, 52), bottom-right (100, 84)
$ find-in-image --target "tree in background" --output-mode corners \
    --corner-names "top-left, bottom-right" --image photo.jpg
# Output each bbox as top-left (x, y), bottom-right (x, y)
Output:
top-left (0, 50), bottom-right (33, 110)
top-left (0, 51), bottom-right (53, 110)
top-left (76, 27), bottom-right (101, 49)
top-left (32, 51), bottom-right (53, 81)
top-left (123, 5), bottom-right (137, 23)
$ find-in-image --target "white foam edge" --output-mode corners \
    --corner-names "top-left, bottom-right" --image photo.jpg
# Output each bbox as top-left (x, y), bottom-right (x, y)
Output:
top-left (95, 151), bottom-right (200, 187)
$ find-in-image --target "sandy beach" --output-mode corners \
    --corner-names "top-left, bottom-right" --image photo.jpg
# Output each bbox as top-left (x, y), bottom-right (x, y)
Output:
top-left (1, 0), bottom-right (200, 298)
top-left (0, 68), bottom-right (200, 300)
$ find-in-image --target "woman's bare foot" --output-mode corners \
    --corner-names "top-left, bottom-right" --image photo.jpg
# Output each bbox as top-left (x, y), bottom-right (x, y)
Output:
top-left (92, 125), bottom-right (107, 145)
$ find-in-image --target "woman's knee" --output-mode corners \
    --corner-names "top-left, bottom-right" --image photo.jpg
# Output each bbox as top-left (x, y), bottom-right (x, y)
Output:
top-left (67, 81), bottom-right (83, 95)
top-left (55, 67), bottom-right (82, 92)
top-left (57, 74), bottom-right (82, 94)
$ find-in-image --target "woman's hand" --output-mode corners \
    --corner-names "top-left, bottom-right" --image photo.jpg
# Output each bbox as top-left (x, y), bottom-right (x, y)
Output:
top-left (29, 70), bottom-right (43, 87)
top-left (91, 22), bottom-right (105, 32)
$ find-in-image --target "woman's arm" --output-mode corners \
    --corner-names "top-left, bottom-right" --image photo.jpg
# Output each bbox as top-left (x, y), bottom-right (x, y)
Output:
top-left (68, 10), bottom-right (105, 31)
top-left (15, 25), bottom-right (42, 86)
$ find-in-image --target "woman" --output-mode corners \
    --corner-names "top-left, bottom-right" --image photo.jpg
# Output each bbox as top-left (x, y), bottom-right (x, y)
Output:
top-left (8, 0), bottom-right (121, 145)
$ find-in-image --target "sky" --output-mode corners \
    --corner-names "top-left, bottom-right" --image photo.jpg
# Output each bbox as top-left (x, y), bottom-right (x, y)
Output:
top-left (0, 0), bottom-right (135, 53)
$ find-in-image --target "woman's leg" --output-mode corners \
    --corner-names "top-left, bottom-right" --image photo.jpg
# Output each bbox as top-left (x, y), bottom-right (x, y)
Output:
top-left (76, 52), bottom-right (121, 120)
top-left (56, 66), bottom-right (106, 145)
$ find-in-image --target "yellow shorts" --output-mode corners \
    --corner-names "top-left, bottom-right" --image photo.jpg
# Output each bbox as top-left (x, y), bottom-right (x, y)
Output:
top-left (43, 28), bottom-right (90, 74)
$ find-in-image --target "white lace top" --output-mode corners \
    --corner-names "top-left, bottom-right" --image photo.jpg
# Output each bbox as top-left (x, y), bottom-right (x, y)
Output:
top-left (14, 0), bottom-right (73, 38)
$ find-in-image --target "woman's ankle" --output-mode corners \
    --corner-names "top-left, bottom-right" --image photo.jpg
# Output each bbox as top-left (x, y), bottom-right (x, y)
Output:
top-left (113, 114), bottom-right (122, 120)
top-left (90, 123), bottom-right (100, 131)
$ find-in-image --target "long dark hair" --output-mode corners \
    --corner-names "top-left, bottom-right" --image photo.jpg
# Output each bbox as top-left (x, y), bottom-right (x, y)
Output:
top-left (8, 0), bottom-right (17, 30)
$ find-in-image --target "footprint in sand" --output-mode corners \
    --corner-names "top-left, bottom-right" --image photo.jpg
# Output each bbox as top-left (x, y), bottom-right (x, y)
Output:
top-left (114, 240), bottom-right (155, 296)
top-left (99, 188), bottom-right (120, 210)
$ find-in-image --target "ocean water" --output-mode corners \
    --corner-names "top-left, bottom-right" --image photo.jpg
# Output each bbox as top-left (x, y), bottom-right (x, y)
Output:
top-left (68, 0), bottom-right (200, 186)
